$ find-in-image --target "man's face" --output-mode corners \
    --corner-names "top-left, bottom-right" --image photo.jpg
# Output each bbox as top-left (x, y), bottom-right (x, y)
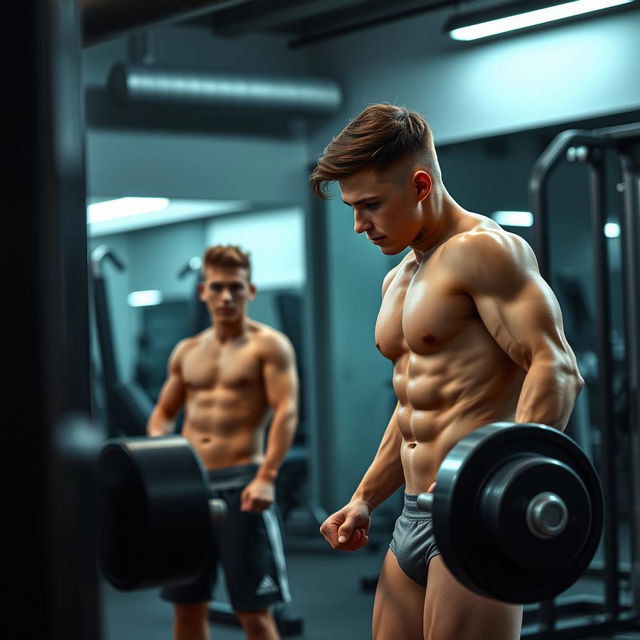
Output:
top-left (199, 265), bottom-right (255, 322)
top-left (338, 166), bottom-right (430, 255)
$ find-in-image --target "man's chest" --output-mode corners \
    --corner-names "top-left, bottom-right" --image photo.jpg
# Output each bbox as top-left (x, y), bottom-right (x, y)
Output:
top-left (181, 341), bottom-right (262, 391)
top-left (375, 260), bottom-right (476, 360)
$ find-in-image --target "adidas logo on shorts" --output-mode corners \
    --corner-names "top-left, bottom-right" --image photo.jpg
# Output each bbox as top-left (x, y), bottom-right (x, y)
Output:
top-left (255, 575), bottom-right (279, 596)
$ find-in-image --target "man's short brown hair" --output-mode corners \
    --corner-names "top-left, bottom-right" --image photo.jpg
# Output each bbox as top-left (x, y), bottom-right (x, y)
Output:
top-left (202, 245), bottom-right (252, 281)
top-left (310, 103), bottom-right (440, 199)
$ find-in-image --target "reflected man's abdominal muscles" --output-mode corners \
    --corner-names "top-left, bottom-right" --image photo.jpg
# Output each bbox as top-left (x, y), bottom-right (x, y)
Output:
top-left (181, 404), bottom-right (270, 470)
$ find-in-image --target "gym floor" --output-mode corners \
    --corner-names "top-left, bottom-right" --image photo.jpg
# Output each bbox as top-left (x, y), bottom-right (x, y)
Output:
top-left (102, 541), bottom-right (378, 640)
top-left (102, 539), bottom-right (640, 640)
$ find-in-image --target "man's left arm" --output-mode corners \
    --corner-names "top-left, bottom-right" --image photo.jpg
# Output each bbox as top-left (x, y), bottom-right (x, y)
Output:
top-left (241, 332), bottom-right (299, 512)
top-left (457, 230), bottom-right (584, 430)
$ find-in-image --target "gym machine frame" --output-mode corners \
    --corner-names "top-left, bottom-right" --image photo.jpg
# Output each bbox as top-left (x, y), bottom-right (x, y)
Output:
top-left (528, 122), bottom-right (640, 638)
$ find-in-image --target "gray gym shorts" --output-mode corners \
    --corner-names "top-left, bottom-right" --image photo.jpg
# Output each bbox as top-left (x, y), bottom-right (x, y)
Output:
top-left (389, 493), bottom-right (441, 587)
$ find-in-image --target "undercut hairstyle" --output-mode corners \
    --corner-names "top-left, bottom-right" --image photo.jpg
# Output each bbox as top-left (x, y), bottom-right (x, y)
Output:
top-left (310, 103), bottom-right (441, 199)
top-left (202, 245), bottom-right (252, 282)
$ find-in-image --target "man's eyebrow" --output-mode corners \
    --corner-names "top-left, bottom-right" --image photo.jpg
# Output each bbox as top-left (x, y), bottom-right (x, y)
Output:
top-left (342, 196), bottom-right (380, 206)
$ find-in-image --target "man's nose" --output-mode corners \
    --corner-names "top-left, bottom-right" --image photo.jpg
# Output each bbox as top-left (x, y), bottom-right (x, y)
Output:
top-left (353, 209), bottom-right (372, 234)
top-left (221, 287), bottom-right (233, 301)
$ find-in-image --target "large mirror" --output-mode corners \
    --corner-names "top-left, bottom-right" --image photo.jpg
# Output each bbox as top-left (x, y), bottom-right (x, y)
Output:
top-left (83, 7), bottom-right (640, 638)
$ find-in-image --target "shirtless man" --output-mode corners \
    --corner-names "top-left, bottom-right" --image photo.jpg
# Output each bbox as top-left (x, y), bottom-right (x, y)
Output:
top-left (147, 245), bottom-right (298, 640)
top-left (312, 104), bottom-right (583, 640)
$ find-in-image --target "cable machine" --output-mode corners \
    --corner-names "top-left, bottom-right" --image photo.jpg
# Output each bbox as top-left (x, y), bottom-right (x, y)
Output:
top-left (527, 122), bottom-right (640, 638)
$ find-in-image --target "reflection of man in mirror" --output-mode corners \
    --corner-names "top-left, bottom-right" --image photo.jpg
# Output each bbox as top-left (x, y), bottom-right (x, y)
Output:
top-left (147, 245), bottom-right (298, 640)
top-left (311, 104), bottom-right (582, 640)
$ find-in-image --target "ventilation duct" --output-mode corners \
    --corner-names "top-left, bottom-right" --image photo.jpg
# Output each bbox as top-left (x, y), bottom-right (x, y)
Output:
top-left (107, 63), bottom-right (343, 116)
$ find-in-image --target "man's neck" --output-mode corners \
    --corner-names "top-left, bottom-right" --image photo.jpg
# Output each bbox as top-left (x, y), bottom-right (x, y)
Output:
top-left (212, 317), bottom-right (248, 342)
top-left (411, 189), bottom-right (464, 261)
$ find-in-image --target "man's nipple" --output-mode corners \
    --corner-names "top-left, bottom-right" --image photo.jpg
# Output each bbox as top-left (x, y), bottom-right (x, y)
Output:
top-left (421, 333), bottom-right (437, 344)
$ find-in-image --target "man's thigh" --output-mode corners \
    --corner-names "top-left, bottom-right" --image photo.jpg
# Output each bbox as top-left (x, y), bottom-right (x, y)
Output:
top-left (424, 556), bottom-right (523, 640)
top-left (373, 550), bottom-right (425, 640)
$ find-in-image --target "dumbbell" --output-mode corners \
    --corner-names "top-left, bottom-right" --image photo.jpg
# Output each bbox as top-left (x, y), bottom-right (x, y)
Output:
top-left (415, 422), bottom-right (603, 604)
top-left (96, 435), bottom-right (227, 590)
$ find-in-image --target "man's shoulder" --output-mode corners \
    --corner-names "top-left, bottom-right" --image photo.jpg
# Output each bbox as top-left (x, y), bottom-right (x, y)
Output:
top-left (443, 221), bottom-right (539, 294)
top-left (172, 333), bottom-right (204, 358)
top-left (165, 335), bottom-right (202, 375)
top-left (249, 321), bottom-right (294, 355)
top-left (445, 220), bottom-right (535, 267)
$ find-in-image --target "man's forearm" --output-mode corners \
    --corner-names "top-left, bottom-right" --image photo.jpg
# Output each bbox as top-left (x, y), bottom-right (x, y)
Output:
top-left (351, 407), bottom-right (405, 511)
top-left (515, 357), bottom-right (584, 430)
top-left (257, 406), bottom-right (298, 481)
top-left (146, 407), bottom-right (176, 437)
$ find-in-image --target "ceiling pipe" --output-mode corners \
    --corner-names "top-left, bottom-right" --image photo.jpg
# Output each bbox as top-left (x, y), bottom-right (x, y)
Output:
top-left (107, 63), bottom-right (343, 115)
top-left (81, 0), bottom-right (251, 47)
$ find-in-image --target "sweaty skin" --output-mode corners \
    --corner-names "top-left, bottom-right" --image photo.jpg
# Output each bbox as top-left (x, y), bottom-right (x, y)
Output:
top-left (159, 322), bottom-right (291, 469)
top-left (377, 218), bottom-right (579, 495)
top-left (319, 162), bottom-right (583, 640)
top-left (147, 265), bottom-right (299, 511)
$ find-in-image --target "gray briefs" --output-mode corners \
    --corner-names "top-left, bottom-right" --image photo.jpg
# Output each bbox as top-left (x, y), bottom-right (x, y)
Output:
top-left (389, 493), bottom-right (441, 587)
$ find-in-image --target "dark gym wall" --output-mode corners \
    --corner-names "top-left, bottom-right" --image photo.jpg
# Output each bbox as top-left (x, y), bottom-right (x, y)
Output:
top-left (303, 8), bottom-right (640, 147)
top-left (89, 221), bottom-right (206, 383)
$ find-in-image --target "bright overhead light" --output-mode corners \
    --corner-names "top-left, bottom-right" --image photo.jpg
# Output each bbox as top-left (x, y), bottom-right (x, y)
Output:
top-left (127, 290), bottom-right (163, 307)
top-left (604, 222), bottom-right (620, 238)
top-left (492, 211), bottom-right (534, 227)
top-left (446, 0), bottom-right (634, 41)
top-left (87, 197), bottom-right (252, 236)
top-left (87, 197), bottom-right (170, 223)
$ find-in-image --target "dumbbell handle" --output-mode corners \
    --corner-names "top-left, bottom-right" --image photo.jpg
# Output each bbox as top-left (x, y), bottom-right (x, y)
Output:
top-left (416, 492), bottom-right (434, 514)
top-left (209, 498), bottom-right (227, 522)
top-left (417, 489), bottom-right (568, 539)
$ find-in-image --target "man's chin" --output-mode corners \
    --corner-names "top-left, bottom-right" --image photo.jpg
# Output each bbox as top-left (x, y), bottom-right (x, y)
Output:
top-left (379, 243), bottom-right (403, 256)
top-left (213, 311), bottom-right (239, 322)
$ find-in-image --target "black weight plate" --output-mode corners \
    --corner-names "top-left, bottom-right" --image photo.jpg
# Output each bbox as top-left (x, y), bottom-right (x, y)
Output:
top-left (485, 456), bottom-right (591, 574)
top-left (97, 435), bottom-right (211, 590)
top-left (431, 423), bottom-right (603, 603)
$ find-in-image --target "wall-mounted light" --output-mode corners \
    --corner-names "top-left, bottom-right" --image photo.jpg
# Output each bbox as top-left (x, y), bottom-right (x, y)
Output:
top-left (87, 197), bottom-right (252, 236)
top-left (492, 210), bottom-right (534, 227)
top-left (127, 290), bottom-right (164, 308)
top-left (445, 0), bottom-right (635, 41)
top-left (88, 197), bottom-right (170, 223)
top-left (604, 222), bottom-right (621, 238)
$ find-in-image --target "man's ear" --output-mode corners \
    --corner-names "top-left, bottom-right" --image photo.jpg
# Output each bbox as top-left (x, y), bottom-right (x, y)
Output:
top-left (249, 284), bottom-right (257, 300)
top-left (197, 281), bottom-right (206, 301)
top-left (413, 170), bottom-right (432, 202)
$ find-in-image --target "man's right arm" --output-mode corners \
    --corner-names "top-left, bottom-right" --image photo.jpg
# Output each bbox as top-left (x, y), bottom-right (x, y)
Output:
top-left (350, 402), bottom-right (405, 511)
top-left (146, 340), bottom-right (188, 437)
top-left (349, 260), bottom-right (408, 510)
top-left (320, 403), bottom-right (405, 550)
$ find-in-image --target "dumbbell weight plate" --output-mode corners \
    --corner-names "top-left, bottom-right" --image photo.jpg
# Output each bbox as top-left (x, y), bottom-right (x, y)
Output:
top-left (96, 435), bottom-right (212, 590)
top-left (431, 423), bottom-right (603, 604)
